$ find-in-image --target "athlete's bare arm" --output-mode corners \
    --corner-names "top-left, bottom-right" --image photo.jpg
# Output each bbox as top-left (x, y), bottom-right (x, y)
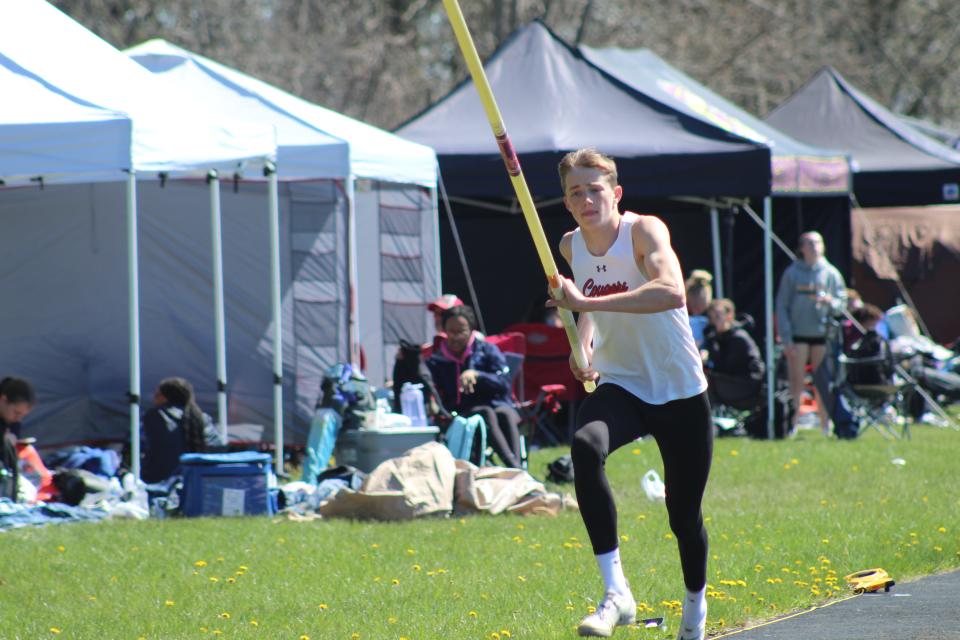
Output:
top-left (551, 216), bottom-right (685, 314)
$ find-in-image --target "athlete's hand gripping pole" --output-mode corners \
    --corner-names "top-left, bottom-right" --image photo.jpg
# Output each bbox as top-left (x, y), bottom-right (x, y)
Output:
top-left (440, 0), bottom-right (595, 393)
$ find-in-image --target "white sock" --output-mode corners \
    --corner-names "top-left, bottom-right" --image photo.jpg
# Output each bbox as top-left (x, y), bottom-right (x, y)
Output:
top-left (680, 586), bottom-right (707, 636)
top-left (596, 548), bottom-right (630, 596)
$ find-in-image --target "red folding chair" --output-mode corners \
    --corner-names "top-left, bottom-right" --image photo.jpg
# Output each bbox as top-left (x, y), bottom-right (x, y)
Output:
top-left (487, 330), bottom-right (567, 449)
top-left (504, 322), bottom-right (589, 442)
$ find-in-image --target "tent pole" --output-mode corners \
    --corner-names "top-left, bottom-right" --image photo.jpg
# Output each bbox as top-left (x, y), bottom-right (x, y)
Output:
top-left (126, 171), bottom-right (142, 480)
top-left (266, 164), bottom-right (283, 473)
top-left (710, 206), bottom-right (723, 298)
top-left (346, 176), bottom-right (361, 369)
top-left (764, 197), bottom-right (775, 440)
top-left (208, 171), bottom-right (228, 442)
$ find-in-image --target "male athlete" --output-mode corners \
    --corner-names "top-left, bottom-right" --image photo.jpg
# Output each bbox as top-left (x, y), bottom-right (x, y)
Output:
top-left (548, 149), bottom-right (712, 639)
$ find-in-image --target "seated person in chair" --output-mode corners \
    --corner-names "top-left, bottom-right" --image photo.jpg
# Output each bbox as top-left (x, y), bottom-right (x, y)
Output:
top-left (140, 377), bottom-right (222, 484)
top-left (701, 299), bottom-right (765, 406)
top-left (844, 304), bottom-right (895, 386)
top-left (425, 305), bottom-right (523, 468)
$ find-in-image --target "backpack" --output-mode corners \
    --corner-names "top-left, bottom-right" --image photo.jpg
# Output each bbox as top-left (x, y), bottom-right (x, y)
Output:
top-left (317, 363), bottom-right (376, 430)
top-left (444, 414), bottom-right (487, 466)
top-left (546, 454), bottom-right (575, 483)
top-left (744, 389), bottom-right (794, 439)
top-left (846, 332), bottom-right (893, 386)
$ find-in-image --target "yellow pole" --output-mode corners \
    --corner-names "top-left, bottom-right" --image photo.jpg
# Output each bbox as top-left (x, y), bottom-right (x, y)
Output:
top-left (441, 0), bottom-right (595, 393)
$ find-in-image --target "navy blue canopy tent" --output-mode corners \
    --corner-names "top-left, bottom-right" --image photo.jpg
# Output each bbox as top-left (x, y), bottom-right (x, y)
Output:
top-left (398, 21), bottom-right (771, 200)
top-left (397, 21), bottom-right (773, 337)
top-left (578, 45), bottom-right (855, 363)
top-left (766, 67), bottom-right (960, 208)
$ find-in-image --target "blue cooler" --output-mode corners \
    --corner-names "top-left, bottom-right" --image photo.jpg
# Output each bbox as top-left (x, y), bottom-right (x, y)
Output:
top-left (180, 451), bottom-right (275, 517)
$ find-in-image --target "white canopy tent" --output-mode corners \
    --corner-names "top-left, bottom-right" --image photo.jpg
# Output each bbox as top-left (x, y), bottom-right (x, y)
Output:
top-left (0, 0), bottom-right (278, 476)
top-left (125, 40), bottom-right (441, 447)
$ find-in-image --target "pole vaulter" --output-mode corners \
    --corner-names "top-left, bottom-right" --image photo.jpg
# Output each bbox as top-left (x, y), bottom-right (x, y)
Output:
top-left (440, 0), bottom-right (595, 393)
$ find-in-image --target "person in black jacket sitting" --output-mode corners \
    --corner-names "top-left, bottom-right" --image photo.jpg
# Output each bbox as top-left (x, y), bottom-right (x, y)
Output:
top-left (140, 377), bottom-right (222, 483)
top-left (701, 299), bottom-right (765, 406)
top-left (425, 305), bottom-right (523, 468)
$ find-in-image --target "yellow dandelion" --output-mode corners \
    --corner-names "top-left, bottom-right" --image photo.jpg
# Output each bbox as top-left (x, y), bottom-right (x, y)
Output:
top-left (821, 539), bottom-right (830, 544)
top-left (351, 634), bottom-right (360, 640)
top-left (219, 612), bottom-right (231, 619)
top-left (50, 628), bottom-right (61, 635)
top-left (938, 527), bottom-right (947, 533)
top-left (209, 577), bottom-right (219, 583)
top-left (620, 535), bottom-right (630, 543)
top-left (164, 600), bottom-right (175, 607)
top-left (469, 611), bottom-right (478, 618)
top-left (391, 578), bottom-right (400, 586)
top-left (56, 546), bottom-right (65, 553)
top-left (631, 448), bottom-right (642, 455)
top-left (194, 560), bottom-right (208, 567)
top-left (373, 576), bottom-right (381, 582)
top-left (319, 603), bottom-right (329, 610)
top-left (413, 564), bottom-right (422, 571)
top-left (370, 543), bottom-right (379, 549)
top-left (213, 631), bottom-right (223, 636)
top-left (934, 546), bottom-right (943, 552)
top-left (388, 616), bottom-right (398, 624)
top-left (512, 535), bottom-right (523, 543)
top-left (783, 463), bottom-right (791, 470)
top-left (664, 533), bottom-right (674, 540)
top-left (565, 604), bottom-right (575, 611)
top-left (490, 633), bottom-right (501, 640)
top-left (790, 458), bottom-right (799, 465)
top-left (516, 522), bottom-right (526, 530)
top-left (406, 548), bottom-right (416, 555)
top-left (518, 575), bottom-right (527, 582)
top-left (250, 620), bottom-right (259, 627)
top-left (238, 565), bottom-right (248, 571)
top-left (729, 450), bottom-right (739, 456)
top-left (226, 578), bottom-right (236, 584)
top-left (636, 514), bottom-right (647, 521)
top-left (299, 635), bottom-right (310, 640)
top-left (501, 630), bottom-right (512, 637)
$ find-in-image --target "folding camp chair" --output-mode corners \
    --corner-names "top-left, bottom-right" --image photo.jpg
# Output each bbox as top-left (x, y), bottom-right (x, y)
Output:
top-left (485, 331), bottom-right (567, 453)
top-left (504, 322), bottom-right (588, 442)
top-left (837, 353), bottom-right (911, 440)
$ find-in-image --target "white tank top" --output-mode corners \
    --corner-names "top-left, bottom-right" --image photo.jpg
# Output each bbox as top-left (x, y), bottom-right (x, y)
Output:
top-left (571, 212), bottom-right (707, 405)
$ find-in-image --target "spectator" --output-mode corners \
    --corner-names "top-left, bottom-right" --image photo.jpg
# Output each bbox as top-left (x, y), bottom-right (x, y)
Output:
top-left (775, 231), bottom-right (846, 435)
top-left (685, 269), bottom-right (713, 348)
top-left (702, 299), bottom-right (764, 382)
top-left (0, 377), bottom-right (36, 500)
top-left (844, 304), bottom-right (894, 386)
top-left (427, 293), bottom-right (465, 336)
top-left (425, 305), bottom-right (523, 468)
top-left (140, 377), bottom-right (222, 484)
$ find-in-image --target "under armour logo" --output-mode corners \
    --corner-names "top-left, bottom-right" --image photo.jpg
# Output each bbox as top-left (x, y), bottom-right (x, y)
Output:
top-left (596, 264), bottom-right (607, 272)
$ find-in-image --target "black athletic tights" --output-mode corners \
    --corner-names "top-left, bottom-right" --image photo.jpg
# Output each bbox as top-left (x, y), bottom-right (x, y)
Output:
top-left (571, 384), bottom-right (713, 591)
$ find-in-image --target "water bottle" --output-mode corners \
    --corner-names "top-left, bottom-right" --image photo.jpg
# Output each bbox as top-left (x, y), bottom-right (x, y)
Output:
top-left (400, 382), bottom-right (427, 427)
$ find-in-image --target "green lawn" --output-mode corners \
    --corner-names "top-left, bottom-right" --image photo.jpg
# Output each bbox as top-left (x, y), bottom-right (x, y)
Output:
top-left (1, 423), bottom-right (959, 640)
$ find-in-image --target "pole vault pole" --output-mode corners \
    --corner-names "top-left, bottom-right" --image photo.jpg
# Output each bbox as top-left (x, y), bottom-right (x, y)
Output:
top-left (440, 0), bottom-right (595, 393)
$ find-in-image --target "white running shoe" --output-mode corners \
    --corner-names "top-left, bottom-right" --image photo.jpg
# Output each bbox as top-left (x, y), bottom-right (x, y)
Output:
top-left (577, 590), bottom-right (637, 637)
top-left (676, 615), bottom-right (706, 640)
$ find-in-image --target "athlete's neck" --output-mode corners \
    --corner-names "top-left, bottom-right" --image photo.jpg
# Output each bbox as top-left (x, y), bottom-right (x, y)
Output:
top-left (580, 210), bottom-right (623, 256)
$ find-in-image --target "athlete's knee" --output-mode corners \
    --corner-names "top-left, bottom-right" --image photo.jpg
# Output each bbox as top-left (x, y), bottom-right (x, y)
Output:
top-left (570, 422), bottom-right (607, 469)
top-left (667, 506), bottom-right (705, 542)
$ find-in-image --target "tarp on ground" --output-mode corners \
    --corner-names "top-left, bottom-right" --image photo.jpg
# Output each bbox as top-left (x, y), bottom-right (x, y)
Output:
top-left (126, 40), bottom-right (441, 402)
top-left (766, 67), bottom-right (960, 207)
top-left (851, 205), bottom-right (960, 344)
top-left (397, 20), bottom-right (771, 199)
top-left (579, 46), bottom-right (851, 196)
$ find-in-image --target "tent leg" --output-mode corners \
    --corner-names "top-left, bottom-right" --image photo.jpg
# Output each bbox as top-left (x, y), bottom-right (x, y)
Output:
top-left (266, 165), bottom-right (284, 473)
top-left (764, 197), bottom-right (776, 439)
top-left (346, 176), bottom-right (361, 369)
top-left (208, 171), bottom-right (228, 442)
top-left (710, 206), bottom-right (723, 298)
top-left (127, 171), bottom-right (142, 479)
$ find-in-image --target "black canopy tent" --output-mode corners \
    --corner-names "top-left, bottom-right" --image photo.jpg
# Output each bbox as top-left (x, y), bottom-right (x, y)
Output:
top-left (578, 45), bottom-right (854, 357)
top-left (397, 20), bottom-right (772, 333)
top-left (767, 68), bottom-right (960, 345)
top-left (766, 67), bottom-right (960, 208)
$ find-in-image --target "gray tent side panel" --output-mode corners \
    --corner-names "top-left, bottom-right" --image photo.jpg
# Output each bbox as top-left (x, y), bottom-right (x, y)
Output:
top-left (0, 182), bottom-right (131, 446)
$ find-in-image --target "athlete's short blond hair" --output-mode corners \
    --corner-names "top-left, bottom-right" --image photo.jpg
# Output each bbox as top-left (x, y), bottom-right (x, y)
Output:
top-left (558, 148), bottom-right (618, 193)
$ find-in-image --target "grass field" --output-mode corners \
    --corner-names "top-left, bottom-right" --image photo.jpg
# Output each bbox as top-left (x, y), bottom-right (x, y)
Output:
top-left (1, 423), bottom-right (959, 640)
